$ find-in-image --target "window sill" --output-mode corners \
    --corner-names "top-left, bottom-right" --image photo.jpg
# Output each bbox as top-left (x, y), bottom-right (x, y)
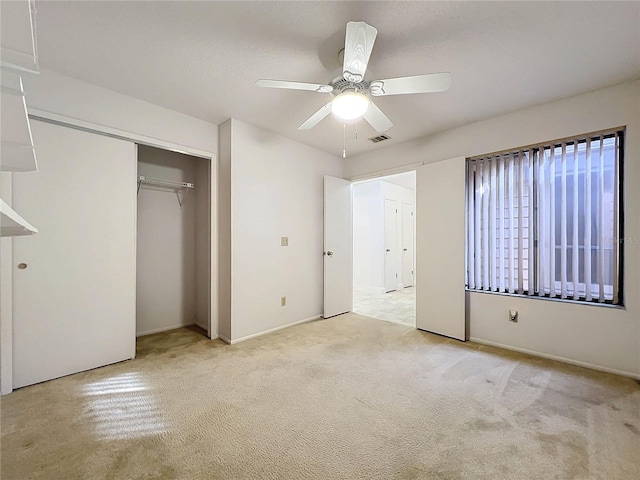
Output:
top-left (465, 288), bottom-right (626, 310)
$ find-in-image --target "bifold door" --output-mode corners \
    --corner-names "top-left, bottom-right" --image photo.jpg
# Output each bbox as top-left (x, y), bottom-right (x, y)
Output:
top-left (12, 120), bottom-right (137, 388)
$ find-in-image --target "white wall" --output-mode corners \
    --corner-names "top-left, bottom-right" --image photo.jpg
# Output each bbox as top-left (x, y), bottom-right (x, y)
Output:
top-left (346, 80), bottom-right (640, 377)
top-left (195, 159), bottom-right (211, 333)
top-left (352, 179), bottom-right (415, 293)
top-left (381, 179), bottom-right (416, 205)
top-left (380, 171), bottom-right (416, 190)
top-left (137, 146), bottom-right (209, 336)
top-left (219, 119), bottom-right (344, 342)
top-left (217, 120), bottom-right (232, 341)
top-left (352, 181), bottom-right (383, 293)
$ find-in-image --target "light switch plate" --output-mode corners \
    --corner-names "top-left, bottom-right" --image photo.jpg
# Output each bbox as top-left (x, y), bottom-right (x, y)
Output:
top-left (281, 237), bottom-right (288, 246)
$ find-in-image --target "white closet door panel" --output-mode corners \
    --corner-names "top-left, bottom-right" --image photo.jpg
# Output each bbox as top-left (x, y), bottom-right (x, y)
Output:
top-left (416, 157), bottom-right (466, 341)
top-left (13, 120), bottom-right (136, 388)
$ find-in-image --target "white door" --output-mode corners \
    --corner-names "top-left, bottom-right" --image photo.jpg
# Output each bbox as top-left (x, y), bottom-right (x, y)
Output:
top-left (12, 120), bottom-right (137, 388)
top-left (402, 202), bottom-right (415, 287)
top-left (323, 175), bottom-right (352, 318)
top-left (384, 198), bottom-right (398, 292)
top-left (416, 157), bottom-right (466, 341)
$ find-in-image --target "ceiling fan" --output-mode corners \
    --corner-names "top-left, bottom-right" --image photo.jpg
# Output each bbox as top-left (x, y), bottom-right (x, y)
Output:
top-left (256, 21), bottom-right (452, 133)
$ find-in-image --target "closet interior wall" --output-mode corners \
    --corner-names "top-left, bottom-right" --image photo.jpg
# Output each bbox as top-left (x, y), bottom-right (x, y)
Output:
top-left (136, 145), bottom-right (210, 336)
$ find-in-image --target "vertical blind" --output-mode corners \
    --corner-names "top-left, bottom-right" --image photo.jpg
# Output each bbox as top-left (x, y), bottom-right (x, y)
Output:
top-left (466, 129), bottom-right (622, 304)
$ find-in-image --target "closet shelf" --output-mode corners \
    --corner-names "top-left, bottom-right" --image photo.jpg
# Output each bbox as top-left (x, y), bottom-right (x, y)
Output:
top-left (1, 72), bottom-right (38, 172)
top-left (0, 198), bottom-right (38, 237)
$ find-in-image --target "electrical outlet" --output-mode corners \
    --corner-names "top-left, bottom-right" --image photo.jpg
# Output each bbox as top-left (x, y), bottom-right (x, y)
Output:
top-left (509, 310), bottom-right (518, 323)
top-left (281, 237), bottom-right (288, 246)
top-left (281, 296), bottom-right (286, 306)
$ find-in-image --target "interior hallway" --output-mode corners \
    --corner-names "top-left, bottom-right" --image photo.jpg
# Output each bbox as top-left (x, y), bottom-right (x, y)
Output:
top-left (353, 286), bottom-right (416, 326)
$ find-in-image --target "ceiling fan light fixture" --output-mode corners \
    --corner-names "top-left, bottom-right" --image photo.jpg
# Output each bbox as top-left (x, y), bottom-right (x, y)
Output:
top-left (331, 92), bottom-right (369, 120)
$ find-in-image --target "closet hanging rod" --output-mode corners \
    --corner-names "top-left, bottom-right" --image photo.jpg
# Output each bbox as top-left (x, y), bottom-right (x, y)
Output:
top-left (137, 175), bottom-right (194, 191)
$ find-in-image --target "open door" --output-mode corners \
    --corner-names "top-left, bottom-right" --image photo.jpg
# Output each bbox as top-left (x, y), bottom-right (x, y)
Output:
top-left (416, 157), bottom-right (466, 340)
top-left (323, 175), bottom-right (352, 318)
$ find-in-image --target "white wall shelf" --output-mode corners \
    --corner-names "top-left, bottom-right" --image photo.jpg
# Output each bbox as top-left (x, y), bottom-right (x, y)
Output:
top-left (0, 199), bottom-right (37, 237)
top-left (1, 73), bottom-right (37, 172)
top-left (0, 0), bottom-right (39, 74)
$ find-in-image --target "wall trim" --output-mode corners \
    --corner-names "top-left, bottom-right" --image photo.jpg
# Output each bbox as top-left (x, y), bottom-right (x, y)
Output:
top-left (28, 108), bottom-right (215, 160)
top-left (469, 336), bottom-right (640, 380)
top-left (349, 162), bottom-right (423, 182)
top-left (227, 316), bottom-right (321, 345)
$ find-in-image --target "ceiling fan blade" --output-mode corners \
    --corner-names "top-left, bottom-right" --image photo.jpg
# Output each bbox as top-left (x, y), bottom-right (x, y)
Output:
top-left (363, 101), bottom-right (393, 132)
top-left (298, 102), bottom-right (333, 130)
top-left (369, 73), bottom-right (452, 96)
top-left (342, 21), bottom-right (377, 83)
top-left (256, 79), bottom-right (333, 93)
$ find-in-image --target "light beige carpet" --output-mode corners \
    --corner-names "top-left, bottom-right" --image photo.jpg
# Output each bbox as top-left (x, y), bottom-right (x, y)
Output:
top-left (1, 314), bottom-right (639, 480)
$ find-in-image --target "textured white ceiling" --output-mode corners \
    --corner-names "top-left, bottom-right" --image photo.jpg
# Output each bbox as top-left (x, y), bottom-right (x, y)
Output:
top-left (33, 1), bottom-right (640, 158)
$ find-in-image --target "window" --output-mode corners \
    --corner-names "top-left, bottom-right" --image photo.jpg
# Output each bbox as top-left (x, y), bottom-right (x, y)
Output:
top-left (466, 128), bottom-right (623, 305)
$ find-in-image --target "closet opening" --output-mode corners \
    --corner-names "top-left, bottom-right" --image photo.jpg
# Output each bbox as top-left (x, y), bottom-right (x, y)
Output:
top-left (352, 171), bottom-right (416, 327)
top-left (136, 145), bottom-right (211, 341)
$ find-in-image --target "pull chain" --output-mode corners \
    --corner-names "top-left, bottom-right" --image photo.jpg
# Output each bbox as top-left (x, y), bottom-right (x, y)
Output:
top-left (342, 121), bottom-right (347, 158)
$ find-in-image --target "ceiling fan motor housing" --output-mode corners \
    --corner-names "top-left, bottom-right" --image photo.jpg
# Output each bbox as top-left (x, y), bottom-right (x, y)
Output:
top-left (330, 77), bottom-right (370, 97)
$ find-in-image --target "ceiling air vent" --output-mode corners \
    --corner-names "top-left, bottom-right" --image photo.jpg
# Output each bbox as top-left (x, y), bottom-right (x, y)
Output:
top-left (369, 134), bottom-right (391, 144)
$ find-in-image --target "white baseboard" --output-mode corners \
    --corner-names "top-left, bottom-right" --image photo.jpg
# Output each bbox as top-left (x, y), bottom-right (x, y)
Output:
top-left (136, 323), bottom-right (194, 337)
top-left (219, 335), bottom-right (231, 345)
top-left (469, 337), bottom-right (640, 380)
top-left (226, 316), bottom-right (321, 345)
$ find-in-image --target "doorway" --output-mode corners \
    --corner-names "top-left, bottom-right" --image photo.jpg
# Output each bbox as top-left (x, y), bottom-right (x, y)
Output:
top-left (352, 171), bottom-right (416, 326)
top-left (136, 145), bottom-right (211, 340)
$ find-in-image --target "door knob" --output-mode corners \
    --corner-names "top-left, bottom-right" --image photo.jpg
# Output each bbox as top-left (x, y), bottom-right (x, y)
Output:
top-left (17, 263), bottom-right (27, 269)
top-left (403, 248), bottom-right (408, 252)
top-left (386, 249), bottom-right (391, 252)
top-left (326, 251), bottom-right (334, 257)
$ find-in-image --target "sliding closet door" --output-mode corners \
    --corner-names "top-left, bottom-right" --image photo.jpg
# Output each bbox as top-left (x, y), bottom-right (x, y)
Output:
top-left (12, 120), bottom-right (137, 388)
